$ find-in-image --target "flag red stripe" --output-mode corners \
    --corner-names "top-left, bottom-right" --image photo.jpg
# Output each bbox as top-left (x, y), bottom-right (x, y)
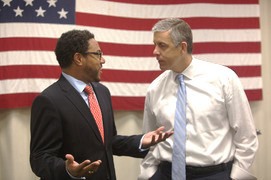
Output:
top-left (0, 65), bottom-right (261, 82)
top-left (230, 66), bottom-right (261, 77)
top-left (193, 42), bottom-right (261, 54)
top-left (0, 93), bottom-right (39, 109)
top-left (77, 13), bottom-right (260, 30)
top-left (0, 88), bottom-right (262, 109)
top-left (111, 96), bottom-right (145, 110)
top-left (102, 70), bottom-right (161, 82)
top-left (244, 89), bottom-right (262, 101)
top-left (0, 37), bottom-right (56, 51)
top-left (0, 38), bottom-right (261, 55)
top-left (104, 0), bottom-right (259, 5)
top-left (0, 65), bottom-right (61, 80)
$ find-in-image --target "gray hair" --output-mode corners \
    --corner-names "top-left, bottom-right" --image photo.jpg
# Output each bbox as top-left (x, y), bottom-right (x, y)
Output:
top-left (152, 18), bottom-right (193, 54)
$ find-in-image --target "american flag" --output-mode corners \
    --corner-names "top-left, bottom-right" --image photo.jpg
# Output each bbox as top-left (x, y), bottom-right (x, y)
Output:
top-left (0, 0), bottom-right (262, 110)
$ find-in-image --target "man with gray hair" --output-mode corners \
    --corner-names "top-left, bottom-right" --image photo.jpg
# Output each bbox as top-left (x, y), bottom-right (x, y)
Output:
top-left (139, 18), bottom-right (258, 180)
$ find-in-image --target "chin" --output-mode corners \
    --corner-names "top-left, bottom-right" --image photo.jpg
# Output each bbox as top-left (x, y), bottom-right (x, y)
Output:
top-left (159, 66), bottom-right (167, 71)
top-left (95, 76), bottom-right (101, 82)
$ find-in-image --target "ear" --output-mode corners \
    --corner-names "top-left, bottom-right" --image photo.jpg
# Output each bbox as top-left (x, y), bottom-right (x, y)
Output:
top-left (73, 53), bottom-right (83, 66)
top-left (180, 41), bottom-right (188, 53)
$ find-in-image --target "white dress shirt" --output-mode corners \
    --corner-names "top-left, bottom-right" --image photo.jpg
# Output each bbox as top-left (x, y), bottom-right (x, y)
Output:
top-left (138, 57), bottom-right (258, 180)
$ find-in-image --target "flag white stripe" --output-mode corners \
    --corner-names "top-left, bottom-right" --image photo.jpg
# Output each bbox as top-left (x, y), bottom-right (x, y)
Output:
top-left (1, 52), bottom-right (261, 69)
top-left (0, 51), bottom-right (57, 66)
top-left (194, 54), bottom-right (262, 66)
top-left (77, 0), bottom-right (259, 18)
top-left (0, 23), bottom-right (260, 44)
top-left (0, 79), bottom-right (57, 94)
top-left (0, 77), bottom-right (263, 96)
top-left (193, 29), bottom-right (260, 43)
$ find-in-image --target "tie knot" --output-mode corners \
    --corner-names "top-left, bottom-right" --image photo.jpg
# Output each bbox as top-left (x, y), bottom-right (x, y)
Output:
top-left (84, 85), bottom-right (94, 95)
top-left (177, 74), bottom-right (184, 84)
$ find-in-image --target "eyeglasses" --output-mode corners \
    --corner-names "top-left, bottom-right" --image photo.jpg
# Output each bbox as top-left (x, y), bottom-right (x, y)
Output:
top-left (83, 51), bottom-right (103, 60)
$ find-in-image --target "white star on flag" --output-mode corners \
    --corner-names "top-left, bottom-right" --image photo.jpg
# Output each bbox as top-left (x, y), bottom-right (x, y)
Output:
top-left (57, 8), bottom-right (68, 19)
top-left (35, 6), bottom-right (46, 17)
top-left (24, 0), bottom-right (34, 6)
top-left (2, 0), bottom-right (12, 7)
top-left (47, 0), bottom-right (57, 7)
top-left (13, 6), bottom-right (24, 17)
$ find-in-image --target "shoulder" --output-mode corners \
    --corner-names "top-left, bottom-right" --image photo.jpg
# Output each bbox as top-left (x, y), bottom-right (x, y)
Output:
top-left (148, 70), bottom-right (172, 91)
top-left (92, 82), bottom-right (111, 95)
top-left (92, 82), bottom-right (109, 90)
top-left (194, 58), bottom-right (238, 78)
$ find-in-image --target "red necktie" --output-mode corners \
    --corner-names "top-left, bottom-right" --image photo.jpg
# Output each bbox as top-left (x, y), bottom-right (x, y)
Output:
top-left (84, 85), bottom-right (104, 143)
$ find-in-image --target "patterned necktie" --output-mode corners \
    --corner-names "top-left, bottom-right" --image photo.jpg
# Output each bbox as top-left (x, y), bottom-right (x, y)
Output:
top-left (84, 85), bottom-right (104, 143)
top-left (172, 74), bottom-right (187, 180)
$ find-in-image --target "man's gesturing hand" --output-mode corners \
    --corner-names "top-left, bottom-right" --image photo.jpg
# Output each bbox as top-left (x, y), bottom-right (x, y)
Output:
top-left (142, 126), bottom-right (173, 149)
top-left (65, 154), bottom-right (102, 178)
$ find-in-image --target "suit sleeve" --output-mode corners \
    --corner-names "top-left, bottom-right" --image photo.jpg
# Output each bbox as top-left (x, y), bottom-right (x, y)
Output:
top-left (112, 134), bottom-right (148, 158)
top-left (101, 84), bottom-right (148, 159)
top-left (30, 94), bottom-right (71, 180)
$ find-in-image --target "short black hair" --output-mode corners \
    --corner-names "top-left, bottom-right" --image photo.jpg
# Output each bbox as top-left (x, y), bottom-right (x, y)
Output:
top-left (54, 29), bottom-right (95, 68)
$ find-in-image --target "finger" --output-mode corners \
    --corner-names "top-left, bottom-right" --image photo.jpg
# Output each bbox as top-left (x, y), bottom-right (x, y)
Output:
top-left (83, 160), bottom-right (102, 169)
top-left (155, 126), bottom-right (165, 134)
top-left (165, 131), bottom-right (174, 138)
top-left (157, 132), bottom-right (170, 143)
top-left (157, 133), bottom-right (164, 142)
top-left (159, 131), bottom-right (173, 141)
top-left (83, 160), bottom-right (102, 173)
top-left (151, 135), bottom-right (156, 145)
top-left (65, 154), bottom-right (74, 165)
top-left (77, 159), bottom-right (92, 170)
top-left (90, 160), bottom-right (102, 171)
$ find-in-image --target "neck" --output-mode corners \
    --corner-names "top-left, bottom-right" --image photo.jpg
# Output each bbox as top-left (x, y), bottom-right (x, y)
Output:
top-left (174, 54), bottom-right (192, 73)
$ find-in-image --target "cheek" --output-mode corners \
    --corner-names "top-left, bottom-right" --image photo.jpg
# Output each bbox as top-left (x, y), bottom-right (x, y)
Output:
top-left (164, 53), bottom-right (177, 63)
top-left (87, 61), bottom-right (98, 68)
top-left (84, 62), bottom-right (95, 74)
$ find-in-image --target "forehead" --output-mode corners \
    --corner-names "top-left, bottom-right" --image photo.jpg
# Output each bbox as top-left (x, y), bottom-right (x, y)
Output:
top-left (153, 30), bottom-right (173, 44)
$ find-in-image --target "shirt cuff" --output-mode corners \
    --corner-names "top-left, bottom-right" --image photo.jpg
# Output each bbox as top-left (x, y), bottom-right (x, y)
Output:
top-left (66, 166), bottom-right (86, 179)
top-left (230, 164), bottom-right (257, 180)
top-left (139, 134), bottom-right (149, 151)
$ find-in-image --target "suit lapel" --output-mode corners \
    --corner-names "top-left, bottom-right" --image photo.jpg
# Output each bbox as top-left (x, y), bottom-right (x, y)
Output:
top-left (58, 76), bottom-right (104, 144)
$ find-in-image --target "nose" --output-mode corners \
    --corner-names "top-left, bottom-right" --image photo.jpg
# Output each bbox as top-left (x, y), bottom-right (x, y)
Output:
top-left (100, 56), bottom-right (105, 64)
top-left (153, 46), bottom-right (159, 56)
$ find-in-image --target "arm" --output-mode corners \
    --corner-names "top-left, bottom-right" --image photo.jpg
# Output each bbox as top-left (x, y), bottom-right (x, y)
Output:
top-left (225, 71), bottom-right (258, 179)
top-left (30, 95), bottom-right (102, 179)
top-left (112, 127), bottom-right (173, 158)
top-left (30, 95), bottom-right (70, 179)
top-left (139, 91), bottom-right (164, 179)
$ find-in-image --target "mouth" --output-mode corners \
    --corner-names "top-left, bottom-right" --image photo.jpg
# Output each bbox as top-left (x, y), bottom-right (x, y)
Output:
top-left (157, 59), bottom-right (163, 64)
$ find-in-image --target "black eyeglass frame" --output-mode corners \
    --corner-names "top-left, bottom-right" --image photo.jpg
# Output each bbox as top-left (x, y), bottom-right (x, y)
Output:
top-left (83, 51), bottom-right (103, 60)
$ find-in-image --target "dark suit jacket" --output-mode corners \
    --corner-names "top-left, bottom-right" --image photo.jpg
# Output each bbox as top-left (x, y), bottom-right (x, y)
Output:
top-left (30, 75), bottom-right (147, 180)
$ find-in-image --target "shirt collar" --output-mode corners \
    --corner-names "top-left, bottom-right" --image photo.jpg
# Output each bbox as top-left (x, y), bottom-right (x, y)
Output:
top-left (173, 56), bottom-right (196, 81)
top-left (62, 72), bottom-right (87, 93)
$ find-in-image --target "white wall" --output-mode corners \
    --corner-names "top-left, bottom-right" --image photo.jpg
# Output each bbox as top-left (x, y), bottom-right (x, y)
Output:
top-left (0, 0), bottom-right (270, 179)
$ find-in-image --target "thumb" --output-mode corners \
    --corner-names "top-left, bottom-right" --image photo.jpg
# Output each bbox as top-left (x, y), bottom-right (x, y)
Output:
top-left (65, 154), bottom-right (74, 165)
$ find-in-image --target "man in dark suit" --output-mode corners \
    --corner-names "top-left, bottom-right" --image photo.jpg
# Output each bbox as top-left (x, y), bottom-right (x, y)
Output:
top-left (30, 29), bottom-right (172, 180)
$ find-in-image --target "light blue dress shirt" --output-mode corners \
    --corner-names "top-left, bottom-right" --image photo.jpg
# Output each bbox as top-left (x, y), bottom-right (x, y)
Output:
top-left (62, 72), bottom-right (89, 106)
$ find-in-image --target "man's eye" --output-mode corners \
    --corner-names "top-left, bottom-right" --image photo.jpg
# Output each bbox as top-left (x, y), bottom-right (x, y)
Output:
top-left (158, 43), bottom-right (167, 48)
